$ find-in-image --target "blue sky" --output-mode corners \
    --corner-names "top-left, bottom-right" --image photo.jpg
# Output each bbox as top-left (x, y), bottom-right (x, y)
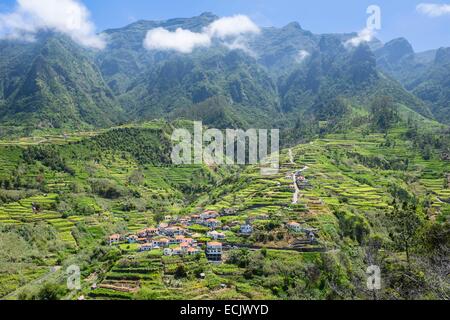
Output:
top-left (1, 0), bottom-right (450, 51)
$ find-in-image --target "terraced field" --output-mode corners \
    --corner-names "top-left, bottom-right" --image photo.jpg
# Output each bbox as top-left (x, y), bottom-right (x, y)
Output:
top-left (0, 193), bottom-right (81, 247)
top-left (0, 123), bottom-right (448, 300)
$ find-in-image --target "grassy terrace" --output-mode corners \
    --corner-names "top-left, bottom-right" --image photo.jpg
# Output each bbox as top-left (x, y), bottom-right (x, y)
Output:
top-left (88, 249), bottom-right (325, 300)
top-left (0, 123), bottom-right (449, 299)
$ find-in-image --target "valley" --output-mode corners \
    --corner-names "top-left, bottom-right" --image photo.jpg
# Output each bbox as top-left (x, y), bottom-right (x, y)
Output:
top-left (0, 121), bottom-right (448, 300)
top-left (0, 8), bottom-right (449, 302)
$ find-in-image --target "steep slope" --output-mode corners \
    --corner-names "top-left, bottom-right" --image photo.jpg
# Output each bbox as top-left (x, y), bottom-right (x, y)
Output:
top-left (249, 22), bottom-right (319, 76)
top-left (375, 38), bottom-right (436, 86)
top-left (279, 36), bottom-right (432, 119)
top-left (96, 12), bottom-right (219, 95)
top-left (119, 48), bottom-right (281, 128)
top-left (408, 48), bottom-right (450, 124)
top-left (0, 34), bottom-right (125, 129)
top-left (0, 13), bottom-right (439, 132)
top-left (373, 38), bottom-right (450, 124)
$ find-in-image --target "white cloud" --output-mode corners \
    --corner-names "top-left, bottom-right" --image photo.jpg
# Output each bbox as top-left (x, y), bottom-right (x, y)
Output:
top-left (345, 27), bottom-right (376, 47)
top-left (143, 27), bottom-right (211, 54)
top-left (0, 0), bottom-right (105, 49)
top-left (143, 14), bottom-right (260, 54)
top-left (296, 50), bottom-right (310, 63)
top-left (417, 3), bottom-right (450, 17)
top-left (205, 14), bottom-right (260, 39)
top-left (223, 36), bottom-right (257, 57)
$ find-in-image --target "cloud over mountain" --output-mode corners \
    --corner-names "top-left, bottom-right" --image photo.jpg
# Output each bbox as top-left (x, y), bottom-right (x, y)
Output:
top-left (0, 0), bottom-right (105, 49)
top-left (205, 15), bottom-right (260, 39)
top-left (143, 15), bottom-right (260, 54)
top-left (345, 27), bottom-right (376, 47)
top-left (143, 27), bottom-right (211, 53)
top-left (296, 50), bottom-right (310, 63)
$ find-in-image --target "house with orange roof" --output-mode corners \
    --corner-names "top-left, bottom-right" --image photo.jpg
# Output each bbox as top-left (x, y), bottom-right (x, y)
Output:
top-left (181, 237), bottom-right (195, 244)
top-left (139, 243), bottom-right (153, 252)
top-left (187, 247), bottom-right (201, 255)
top-left (287, 221), bottom-right (302, 232)
top-left (200, 210), bottom-right (219, 220)
top-left (109, 234), bottom-right (121, 246)
top-left (152, 238), bottom-right (170, 247)
top-left (137, 237), bottom-right (147, 244)
top-left (126, 235), bottom-right (138, 243)
top-left (160, 226), bottom-right (185, 237)
top-left (172, 247), bottom-right (183, 256)
top-left (206, 242), bottom-right (223, 262)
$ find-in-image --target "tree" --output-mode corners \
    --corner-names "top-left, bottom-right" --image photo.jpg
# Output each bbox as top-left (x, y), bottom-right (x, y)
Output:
top-left (154, 212), bottom-right (165, 224)
top-left (389, 201), bottom-right (423, 267)
top-left (370, 96), bottom-right (398, 132)
top-left (174, 265), bottom-right (187, 279)
top-left (33, 283), bottom-right (65, 300)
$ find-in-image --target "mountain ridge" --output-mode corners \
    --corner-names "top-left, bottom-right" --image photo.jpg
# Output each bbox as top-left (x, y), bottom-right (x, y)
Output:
top-left (0, 12), bottom-right (447, 133)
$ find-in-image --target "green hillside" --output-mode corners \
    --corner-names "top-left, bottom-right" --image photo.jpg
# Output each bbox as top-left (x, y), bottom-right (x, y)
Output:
top-left (0, 34), bottom-right (125, 129)
top-left (0, 13), bottom-right (441, 134)
top-left (0, 12), bottom-right (449, 302)
top-left (0, 119), bottom-right (448, 300)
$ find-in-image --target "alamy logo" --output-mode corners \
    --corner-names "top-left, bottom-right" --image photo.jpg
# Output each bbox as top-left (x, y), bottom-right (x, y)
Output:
top-left (366, 265), bottom-right (381, 291)
top-left (67, 265), bottom-right (81, 290)
top-left (171, 122), bottom-right (280, 176)
top-left (367, 5), bottom-right (382, 31)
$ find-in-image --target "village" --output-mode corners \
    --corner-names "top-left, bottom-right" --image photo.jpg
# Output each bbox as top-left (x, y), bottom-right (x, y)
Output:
top-left (108, 165), bottom-right (319, 263)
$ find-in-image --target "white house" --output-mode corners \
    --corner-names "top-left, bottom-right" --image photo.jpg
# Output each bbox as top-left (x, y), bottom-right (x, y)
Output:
top-left (187, 247), bottom-right (201, 255)
top-left (139, 243), bottom-right (153, 252)
top-left (152, 238), bottom-right (170, 247)
top-left (126, 235), bottom-right (138, 244)
top-left (287, 222), bottom-right (302, 233)
top-left (163, 248), bottom-right (173, 256)
top-left (240, 224), bottom-right (253, 234)
top-left (161, 226), bottom-right (185, 237)
top-left (137, 228), bottom-right (158, 238)
top-left (172, 247), bottom-right (183, 256)
top-left (207, 230), bottom-right (226, 240)
top-left (206, 242), bottom-right (223, 262)
top-left (206, 219), bottom-right (221, 229)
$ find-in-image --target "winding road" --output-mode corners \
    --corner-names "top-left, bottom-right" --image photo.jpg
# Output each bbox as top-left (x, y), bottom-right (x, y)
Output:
top-left (289, 149), bottom-right (309, 204)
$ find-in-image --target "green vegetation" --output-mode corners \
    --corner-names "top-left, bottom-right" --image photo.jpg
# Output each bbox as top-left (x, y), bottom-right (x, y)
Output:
top-left (0, 116), bottom-right (448, 300)
top-left (0, 12), bottom-right (449, 301)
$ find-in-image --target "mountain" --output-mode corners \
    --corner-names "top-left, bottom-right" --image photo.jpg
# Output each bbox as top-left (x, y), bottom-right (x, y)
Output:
top-left (0, 34), bottom-right (125, 129)
top-left (96, 12), bottom-right (219, 95)
top-left (0, 13), bottom-right (449, 302)
top-left (408, 48), bottom-right (450, 124)
top-left (375, 38), bottom-right (450, 124)
top-left (375, 38), bottom-right (435, 85)
top-left (99, 14), bottom-right (432, 128)
top-left (249, 21), bottom-right (318, 75)
top-left (118, 49), bottom-right (281, 128)
top-left (279, 36), bottom-right (432, 119)
top-left (0, 13), bottom-right (442, 132)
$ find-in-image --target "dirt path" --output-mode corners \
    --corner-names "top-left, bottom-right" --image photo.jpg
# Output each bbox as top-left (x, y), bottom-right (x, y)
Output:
top-left (292, 166), bottom-right (309, 204)
top-left (288, 148), bottom-right (295, 165)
